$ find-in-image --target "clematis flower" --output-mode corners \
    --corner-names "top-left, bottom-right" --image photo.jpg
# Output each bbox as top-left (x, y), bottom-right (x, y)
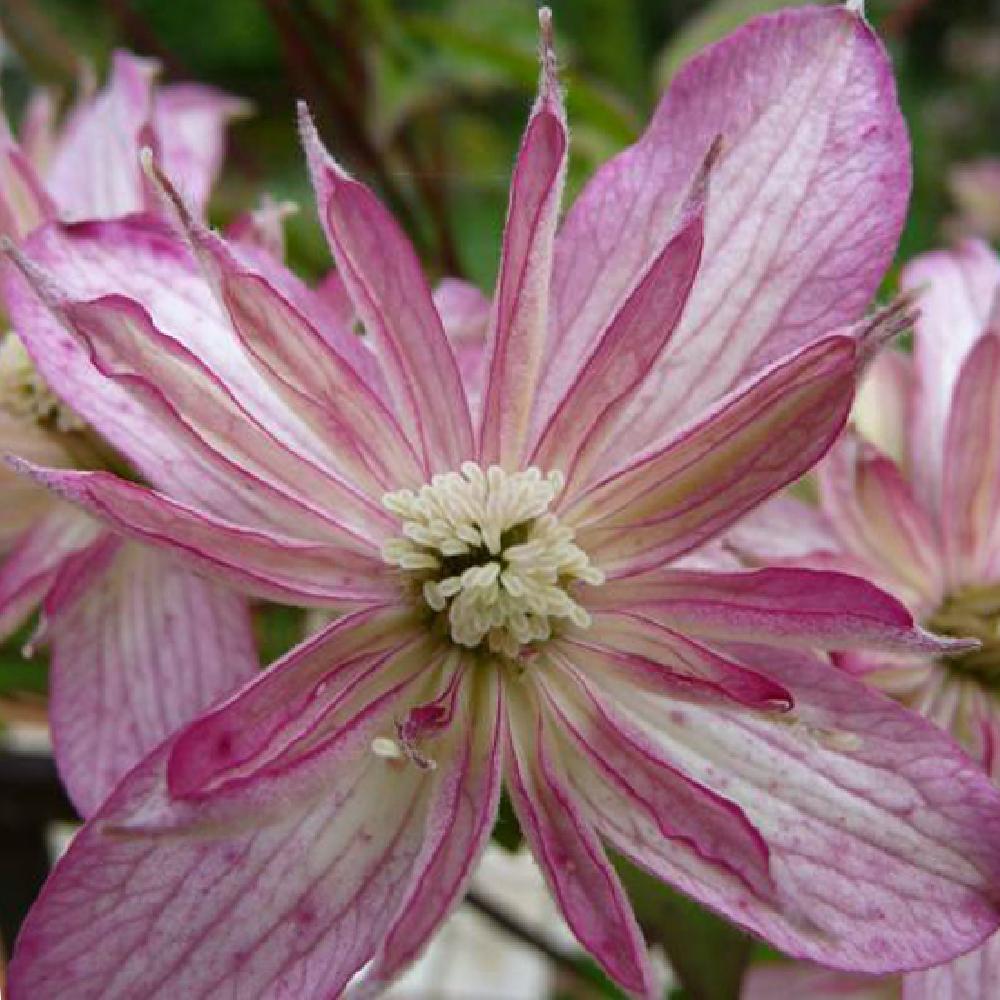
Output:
top-left (0, 53), bottom-right (258, 817)
top-left (7, 6), bottom-right (1000, 998)
top-left (732, 240), bottom-right (1000, 999)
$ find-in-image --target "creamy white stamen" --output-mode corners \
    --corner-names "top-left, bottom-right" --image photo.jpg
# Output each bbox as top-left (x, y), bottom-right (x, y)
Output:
top-left (0, 332), bottom-right (83, 431)
top-left (382, 463), bottom-right (603, 657)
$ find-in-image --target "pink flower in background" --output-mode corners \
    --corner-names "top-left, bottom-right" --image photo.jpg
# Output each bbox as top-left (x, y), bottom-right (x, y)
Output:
top-left (0, 53), bottom-right (258, 817)
top-left (6, 6), bottom-right (1000, 998)
top-left (0, 50), bottom-right (247, 239)
top-left (947, 160), bottom-right (1000, 241)
top-left (732, 241), bottom-right (1000, 998)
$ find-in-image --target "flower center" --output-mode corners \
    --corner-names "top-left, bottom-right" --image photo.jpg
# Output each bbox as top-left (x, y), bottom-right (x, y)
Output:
top-left (381, 463), bottom-right (604, 657)
top-left (927, 583), bottom-right (1000, 684)
top-left (0, 332), bottom-right (83, 432)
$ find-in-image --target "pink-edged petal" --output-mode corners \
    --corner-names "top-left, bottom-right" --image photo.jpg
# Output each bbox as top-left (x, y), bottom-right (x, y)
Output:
top-left (941, 332), bottom-right (1000, 585)
top-left (903, 931), bottom-right (1000, 1000)
top-left (743, 963), bottom-right (894, 1000)
top-left (16, 463), bottom-right (393, 607)
top-left (504, 678), bottom-right (658, 999)
top-left (591, 567), bottom-right (958, 654)
top-left (0, 112), bottom-right (55, 240)
top-left (566, 336), bottom-right (857, 576)
top-left (0, 503), bottom-right (99, 641)
top-left (45, 538), bottom-right (258, 818)
top-left (547, 5), bottom-right (908, 447)
top-left (434, 278), bottom-right (490, 420)
top-left (143, 147), bottom-right (386, 400)
top-left (46, 51), bottom-right (158, 220)
top-left (903, 241), bottom-right (1000, 508)
top-left (300, 106), bottom-right (473, 475)
top-left (578, 640), bottom-right (1000, 973)
top-left (818, 434), bottom-right (944, 608)
top-left (567, 610), bottom-right (792, 712)
top-left (8, 667), bottom-right (447, 999)
top-left (725, 494), bottom-right (844, 565)
top-left (153, 84), bottom-right (247, 213)
top-left (156, 203), bottom-right (423, 495)
top-left (56, 290), bottom-right (392, 541)
top-left (360, 668), bottom-right (503, 989)
top-left (531, 199), bottom-right (704, 497)
top-left (434, 278), bottom-right (491, 343)
top-left (1, 221), bottom-right (278, 517)
top-left (164, 605), bottom-right (425, 801)
top-left (225, 195), bottom-right (294, 261)
top-left (853, 347), bottom-right (913, 470)
top-left (539, 651), bottom-right (776, 903)
top-left (479, 17), bottom-right (568, 468)
top-left (5, 217), bottom-right (391, 534)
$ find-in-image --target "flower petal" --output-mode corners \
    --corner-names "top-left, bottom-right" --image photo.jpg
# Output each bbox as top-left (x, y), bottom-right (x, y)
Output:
top-left (724, 495), bottom-right (843, 565)
top-left (46, 538), bottom-right (258, 818)
top-left (300, 106), bottom-right (473, 475)
top-left (57, 290), bottom-right (392, 542)
top-left (15, 463), bottom-right (392, 606)
top-left (592, 567), bottom-right (956, 654)
top-left (46, 51), bottom-right (158, 220)
top-left (941, 332), bottom-right (1000, 585)
top-left (903, 931), bottom-right (1000, 1000)
top-left (903, 241), bottom-right (1000, 509)
top-left (478, 17), bottom-right (568, 468)
top-left (853, 347), bottom-right (913, 470)
top-left (153, 84), bottom-right (247, 213)
top-left (434, 278), bottom-right (490, 422)
top-left (547, 5), bottom-right (908, 446)
top-left (567, 610), bottom-right (792, 712)
top-left (164, 605), bottom-right (422, 800)
top-left (532, 200), bottom-right (704, 497)
top-left (577, 640), bottom-right (1000, 972)
top-left (818, 434), bottom-right (944, 608)
top-left (162, 210), bottom-right (422, 495)
top-left (743, 963), bottom-right (892, 1000)
top-left (0, 504), bottom-right (99, 641)
top-left (504, 678), bottom-right (658, 999)
top-left (539, 652), bottom-right (775, 900)
top-left (0, 112), bottom-right (55, 240)
top-left (1, 220), bottom-right (299, 518)
top-left (8, 690), bottom-right (444, 998)
top-left (566, 336), bottom-right (857, 576)
top-left (361, 667), bottom-right (504, 989)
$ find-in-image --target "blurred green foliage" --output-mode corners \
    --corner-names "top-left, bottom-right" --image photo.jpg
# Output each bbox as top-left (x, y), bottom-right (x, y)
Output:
top-left (1, 1), bottom-right (998, 997)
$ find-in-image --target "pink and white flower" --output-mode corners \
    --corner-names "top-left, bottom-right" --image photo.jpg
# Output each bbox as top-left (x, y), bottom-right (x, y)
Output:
top-left (731, 241), bottom-right (1000, 999)
top-left (6, 6), bottom-right (1000, 998)
top-left (0, 52), bottom-right (257, 818)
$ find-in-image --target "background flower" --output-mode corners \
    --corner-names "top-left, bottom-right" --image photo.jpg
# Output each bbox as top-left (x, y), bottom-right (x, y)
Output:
top-left (731, 240), bottom-right (1000, 998)
top-left (0, 53), bottom-right (257, 818)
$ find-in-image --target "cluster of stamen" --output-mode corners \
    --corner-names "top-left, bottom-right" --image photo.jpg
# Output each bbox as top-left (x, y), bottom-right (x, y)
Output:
top-left (0, 332), bottom-right (83, 432)
top-left (927, 584), bottom-right (1000, 680)
top-left (382, 463), bottom-right (603, 657)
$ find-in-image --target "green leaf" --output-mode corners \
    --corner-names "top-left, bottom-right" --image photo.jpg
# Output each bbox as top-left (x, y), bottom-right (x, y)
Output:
top-left (490, 791), bottom-right (524, 852)
top-left (253, 604), bottom-right (307, 667)
top-left (399, 12), bottom-right (639, 146)
top-left (615, 855), bottom-right (753, 1000)
top-left (0, 624), bottom-right (48, 697)
top-left (555, 954), bottom-right (630, 999)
